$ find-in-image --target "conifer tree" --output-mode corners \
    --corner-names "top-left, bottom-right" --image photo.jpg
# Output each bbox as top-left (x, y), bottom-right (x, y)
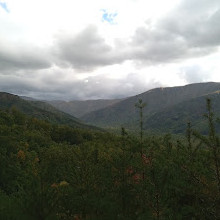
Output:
top-left (135, 99), bottom-right (146, 152)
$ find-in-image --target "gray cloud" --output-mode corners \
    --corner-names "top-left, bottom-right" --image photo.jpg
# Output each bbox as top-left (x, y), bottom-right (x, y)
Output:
top-left (162, 0), bottom-right (220, 47)
top-left (53, 0), bottom-right (220, 70)
top-left (73, 73), bottom-right (159, 100)
top-left (54, 25), bottom-right (126, 71)
top-left (0, 69), bottom-right (161, 100)
top-left (1, 0), bottom-right (219, 100)
top-left (130, 0), bottom-right (220, 64)
top-left (0, 40), bottom-right (51, 72)
top-left (2, 0), bottom-right (219, 75)
top-left (131, 27), bottom-right (189, 63)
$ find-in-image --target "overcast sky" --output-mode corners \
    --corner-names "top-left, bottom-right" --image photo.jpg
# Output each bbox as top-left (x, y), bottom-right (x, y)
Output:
top-left (0, 0), bottom-right (220, 100)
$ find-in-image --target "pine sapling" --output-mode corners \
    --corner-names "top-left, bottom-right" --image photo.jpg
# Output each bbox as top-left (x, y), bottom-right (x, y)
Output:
top-left (135, 99), bottom-right (146, 153)
top-left (205, 98), bottom-right (220, 194)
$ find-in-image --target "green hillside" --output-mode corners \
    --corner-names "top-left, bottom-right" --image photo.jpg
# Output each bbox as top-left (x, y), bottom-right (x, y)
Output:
top-left (0, 92), bottom-right (93, 129)
top-left (81, 82), bottom-right (220, 130)
top-left (144, 92), bottom-right (220, 134)
top-left (0, 98), bottom-right (219, 219)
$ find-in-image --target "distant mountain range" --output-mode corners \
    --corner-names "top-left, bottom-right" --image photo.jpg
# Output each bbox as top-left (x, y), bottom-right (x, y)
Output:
top-left (47, 99), bottom-right (122, 118)
top-left (0, 92), bottom-right (94, 129)
top-left (2, 82), bottom-right (220, 134)
top-left (79, 82), bottom-right (220, 133)
top-left (38, 82), bottom-right (220, 133)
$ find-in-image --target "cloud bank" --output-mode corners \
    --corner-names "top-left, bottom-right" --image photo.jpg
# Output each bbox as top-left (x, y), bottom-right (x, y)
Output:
top-left (0, 0), bottom-right (220, 100)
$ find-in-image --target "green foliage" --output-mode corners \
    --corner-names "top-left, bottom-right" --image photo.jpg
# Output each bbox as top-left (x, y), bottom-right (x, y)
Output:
top-left (81, 83), bottom-right (220, 135)
top-left (0, 98), bottom-right (220, 219)
top-left (0, 92), bottom-right (96, 129)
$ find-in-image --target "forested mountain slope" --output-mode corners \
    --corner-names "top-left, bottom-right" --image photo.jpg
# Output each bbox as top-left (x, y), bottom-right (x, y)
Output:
top-left (0, 92), bottom-right (92, 129)
top-left (144, 91), bottom-right (220, 133)
top-left (0, 99), bottom-right (219, 219)
top-left (81, 82), bottom-right (220, 129)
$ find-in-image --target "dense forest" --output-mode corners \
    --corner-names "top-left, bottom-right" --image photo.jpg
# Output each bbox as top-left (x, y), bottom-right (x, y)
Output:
top-left (0, 99), bottom-right (220, 219)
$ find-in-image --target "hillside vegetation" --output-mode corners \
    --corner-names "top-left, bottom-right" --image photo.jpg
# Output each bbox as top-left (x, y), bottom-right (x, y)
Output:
top-left (0, 95), bottom-right (219, 219)
top-left (81, 82), bottom-right (220, 132)
top-left (0, 92), bottom-right (95, 129)
top-left (144, 92), bottom-right (220, 133)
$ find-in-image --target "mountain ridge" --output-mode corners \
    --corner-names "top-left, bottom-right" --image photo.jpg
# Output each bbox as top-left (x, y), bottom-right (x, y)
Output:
top-left (0, 92), bottom-right (94, 129)
top-left (47, 98), bottom-right (123, 118)
top-left (81, 82), bottom-right (220, 130)
top-left (2, 82), bottom-right (220, 134)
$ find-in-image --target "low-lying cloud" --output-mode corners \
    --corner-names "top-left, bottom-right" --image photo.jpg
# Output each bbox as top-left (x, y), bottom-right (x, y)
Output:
top-left (0, 68), bottom-right (161, 100)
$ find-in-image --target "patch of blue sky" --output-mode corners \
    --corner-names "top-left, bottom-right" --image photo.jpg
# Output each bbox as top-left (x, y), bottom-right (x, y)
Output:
top-left (0, 1), bottom-right (9, 13)
top-left (101, 9), bottom-right (118, 24)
